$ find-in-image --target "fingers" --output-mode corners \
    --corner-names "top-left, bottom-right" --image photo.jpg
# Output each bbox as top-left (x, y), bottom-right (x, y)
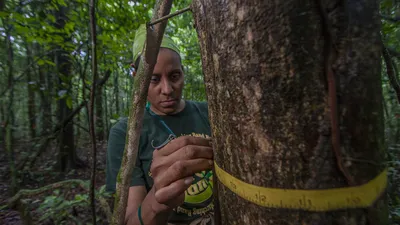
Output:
top-left (157, 136), bottom-right (212, 156)
top-left (150, 136), bottom-right (214, 208)
top-left (154, 176), bottom-right (194, 204)
top-left (155, 158), bottom-right (213, 188)
top-left (152, 145), bottom-right (213, 171)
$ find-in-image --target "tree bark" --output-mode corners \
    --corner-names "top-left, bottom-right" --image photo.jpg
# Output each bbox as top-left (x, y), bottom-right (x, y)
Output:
top-left (111, 1), bottom-right (173, 224)
top-left (0, 101), bottom-right (4, 149)
top-left (95, 69), bottom-right (111, 141)
top-left (96, 86), bottom-right (104, 140)
top-left (36, 44), bottom-right (52, 135)
top-left (26, 42), bottom-right (36, 139)
top-left (114, 71), bottom-right (120, 115)
top-left (54, 5), bottom-right (76, 172)
top-left (89, 0), bottom-right (98, 222)
top-left (104, 84), bottom-right (110, 138)
top-left (3, 15), bottom-right (18, 194)
top-left (192, 0), bottom-right (387, 224)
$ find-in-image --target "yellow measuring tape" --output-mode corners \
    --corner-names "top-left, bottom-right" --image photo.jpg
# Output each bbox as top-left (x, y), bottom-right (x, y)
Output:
top-left (214, 163), bottom-right (387, 212)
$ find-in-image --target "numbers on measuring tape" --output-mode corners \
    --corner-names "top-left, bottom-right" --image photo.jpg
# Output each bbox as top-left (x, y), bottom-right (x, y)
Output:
top-left (214, 162), bottom-right (387, 212)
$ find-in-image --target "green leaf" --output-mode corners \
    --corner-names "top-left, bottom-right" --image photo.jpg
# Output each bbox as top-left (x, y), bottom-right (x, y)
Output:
top-left (47, 14), bottom-right (56, 23)
top-left (0, 12), bottom-right (10, 18)
top-left (66, 96), bottom-right (73, 109)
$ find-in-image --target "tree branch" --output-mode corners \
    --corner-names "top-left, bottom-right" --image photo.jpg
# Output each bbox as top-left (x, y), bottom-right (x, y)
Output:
top-left (111, 0), bottom-right (174, 224)
top-left (97, 69), bottom-right (111, 86)
top-left (383, 46), bottom-right (400, 104)
top-left (148, 6), bottom-right (191, 26)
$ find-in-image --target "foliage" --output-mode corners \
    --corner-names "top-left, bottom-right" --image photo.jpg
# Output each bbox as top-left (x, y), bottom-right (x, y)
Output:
top-left (37, 185), bottom-right (111, 224)
top-left (380, 1), bottom-right (400, 223)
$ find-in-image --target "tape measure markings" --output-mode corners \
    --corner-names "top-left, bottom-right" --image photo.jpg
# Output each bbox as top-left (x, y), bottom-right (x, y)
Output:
top-left (214, 162), bottom-right (387, 212)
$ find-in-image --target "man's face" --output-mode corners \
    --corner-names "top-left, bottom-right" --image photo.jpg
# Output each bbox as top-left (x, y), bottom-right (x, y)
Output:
top-left (147, 48), bottom-right (184, 115)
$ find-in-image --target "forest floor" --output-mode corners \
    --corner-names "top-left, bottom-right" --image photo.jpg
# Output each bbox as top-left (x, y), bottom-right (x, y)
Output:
top-left (0, 139), bottom-right (110, 225)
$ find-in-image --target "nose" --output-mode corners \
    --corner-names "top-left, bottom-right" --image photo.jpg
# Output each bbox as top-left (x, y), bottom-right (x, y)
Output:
top-left (160, 77), bottom-right (173, 95)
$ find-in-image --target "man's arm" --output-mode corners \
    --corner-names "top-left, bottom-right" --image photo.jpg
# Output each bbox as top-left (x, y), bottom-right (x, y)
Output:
top-left (125, 186), bottom-right (172, 225)
top-left (125, 136), bottom-right (213, 225)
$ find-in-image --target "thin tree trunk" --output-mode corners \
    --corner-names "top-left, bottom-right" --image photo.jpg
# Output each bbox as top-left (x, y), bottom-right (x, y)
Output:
top-left (111, 1), bottom-right (173, 224)
top-left (26, 42), bottom-right (36, 139)
top-left (104, 84), bottom-right (109, 138)
top-left (94, 69), bottom-right (112, 141)
top-left (0, 0), bottom-right (5, 149)
top-left (192, 0), bottom-right (387, 224)
top-left (36, 43), bottom-right (52, 135)
top-left (96, 87), bottom-right (103, 140)
top-left (79, 45), bottom-right (89, 146)
top-left (54, 5), bottom-right (75, 172)
top-left (4, 19), bottom-right (17, 194)
top-left (0, 101), bottom-right (4, 149)
top-left (382, 45), bottom-right (400, 104)
top-left (114, 71), bottom-right (120, 115)
top-left (89, 0), bottom-right (98, 222)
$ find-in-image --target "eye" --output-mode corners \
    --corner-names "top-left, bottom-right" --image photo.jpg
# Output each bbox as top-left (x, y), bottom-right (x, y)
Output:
top-left (170, 72), bottom-right (181, 82)
top-left (150, 75), bottom-right (160, 83)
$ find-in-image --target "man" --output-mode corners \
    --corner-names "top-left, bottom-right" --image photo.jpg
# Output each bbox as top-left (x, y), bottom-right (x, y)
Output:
top-left (106, 24), bottom-right (214, 225)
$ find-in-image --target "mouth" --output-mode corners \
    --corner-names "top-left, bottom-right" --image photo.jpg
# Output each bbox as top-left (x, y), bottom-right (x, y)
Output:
top-left (160, 99), bottom-right (178, 107)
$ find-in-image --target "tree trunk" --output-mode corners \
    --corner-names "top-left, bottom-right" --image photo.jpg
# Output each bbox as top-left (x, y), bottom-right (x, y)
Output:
top-left (54, 5), bottom-right (76, 172)
top-left (36, 43), bottom-right (52, 135)
top-left (0, 101), bottom-right (4, 149)
top-left (94, 68), bottom-right (112, 141)
top-left (26, 42), bottom-right (36, 139)
top-left (114, 71), bottom-right (120, 115)
top-left (5, 19), bottom-right (17, 194)
top-left (192, 0), bottom-right (387, 224)
top-left (104, 84), bottom-right (109, 138)
top-left (96, 86), bottom-right (104, 141)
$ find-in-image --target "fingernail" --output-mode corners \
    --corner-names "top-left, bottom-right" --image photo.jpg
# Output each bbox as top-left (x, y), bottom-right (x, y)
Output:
top-left (184, 177), bottom-right (194, 185)
top-left (208, 160), bottom-right (213, 166)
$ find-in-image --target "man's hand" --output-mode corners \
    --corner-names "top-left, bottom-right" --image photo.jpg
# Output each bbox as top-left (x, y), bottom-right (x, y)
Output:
top-left (149, 136), bottom-right (213, 213)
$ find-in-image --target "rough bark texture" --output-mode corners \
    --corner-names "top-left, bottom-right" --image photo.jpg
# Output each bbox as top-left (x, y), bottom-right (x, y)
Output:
top-left (192, 0), bottom-right (387, 224)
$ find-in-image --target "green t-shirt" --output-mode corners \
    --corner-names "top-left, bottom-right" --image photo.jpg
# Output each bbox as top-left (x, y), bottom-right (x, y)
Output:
top-left (106, 100), bottom-right (214, 224)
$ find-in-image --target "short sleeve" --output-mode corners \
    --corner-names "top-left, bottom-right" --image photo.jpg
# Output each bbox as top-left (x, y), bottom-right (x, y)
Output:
top-left (105, 118), bottom-right (146, 193)
top-left (130, 144), bottom-right (146, 187)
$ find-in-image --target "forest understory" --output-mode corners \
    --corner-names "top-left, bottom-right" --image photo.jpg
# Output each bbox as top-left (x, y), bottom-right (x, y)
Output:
top-left (0, 139), bottom-right (110, 225)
